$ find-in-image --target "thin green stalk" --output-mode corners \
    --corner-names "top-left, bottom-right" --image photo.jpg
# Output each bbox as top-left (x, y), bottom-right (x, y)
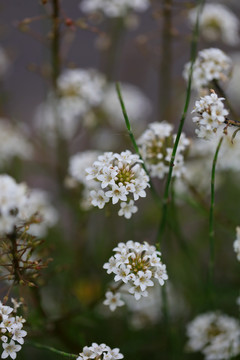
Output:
top-left (116, 82), bottom-right (162, 208)
top-left (27, 341), bottom-right (78, 358)
top-left (208, 135), bottom-right (223, 305)
top-left (156, 0), bottom-right (205, 248)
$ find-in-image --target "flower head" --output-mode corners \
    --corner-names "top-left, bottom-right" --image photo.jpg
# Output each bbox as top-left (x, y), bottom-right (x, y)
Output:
top-left (183, 48), bottom-right (232, 92)
top-left (103, 241), bottom-right (168, 305)
top-left (77, 343), bottom-right (123, 360)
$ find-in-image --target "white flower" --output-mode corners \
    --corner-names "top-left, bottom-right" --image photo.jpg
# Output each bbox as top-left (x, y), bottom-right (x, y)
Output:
top-left (0, 119), bottom-right (33, 168)
top-left (189, 4), bottom-right (239, 45)
top-left (186, 312), bottom-right (240, 360)
top-left (34, 69), bottom-right (106, 142)
top-left (1, 340), bottom-right (21, 359)
top-left (137, 121), bottom-right (189, 179)
top-left (68, 151), bottom-right (100, 187)
top-left (118, 200), bottom-right (138, 219)
top-left (103, 291), bottom-right (125, 312)
top-left (77, 343), bottom-right (123, 360)
top-left (90, 190), bottom-right (109, 209)
top-left (86, 151), bottom-right (149, 218)
top-left (80, 0), bottom-right (150, 18)
top-left (104, 241), bottom-right (168, 301)
top-left (192, 93), bottom-right (229, 139)
top-left (233, 226), bottom-right (240, 261)
top-left (183, 48), bottom-right (232, 92)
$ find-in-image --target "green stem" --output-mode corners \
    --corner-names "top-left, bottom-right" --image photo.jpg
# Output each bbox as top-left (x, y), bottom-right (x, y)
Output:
top-left (27, 341), bottom-right (78, 358)
top-left (156, 0), bottom-right (205, 248)
top-left (208, 135), bottom-right (223, 306)
top-left (115, 82), bottom-right (162, 208)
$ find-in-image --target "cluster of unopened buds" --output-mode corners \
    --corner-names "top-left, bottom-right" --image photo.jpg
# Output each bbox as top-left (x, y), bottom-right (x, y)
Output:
top-left (192, 92), bottom-right (229, 139)
top-left (103, 241), bottom-right (168, 311)
top-left (137, 121), bottom-right (189, 179)
top-left (85, 150), bottom-right (149, 219)
top-left (77, 343), bottom-right (124, 360)
top-left (0, 299), bottom-right (27, 359)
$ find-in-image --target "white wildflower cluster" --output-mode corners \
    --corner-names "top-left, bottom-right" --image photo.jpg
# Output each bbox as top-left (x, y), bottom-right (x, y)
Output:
top-left (0, 47), bottom-right (9, 78)
top-left (0, 299), bottom-right (27, 359)
top-left (0, 119), bottom-right (33, 168)
top-left (233, 226), bottom-right (240, 261)
top-left (103, 241), bottom-right (168, 311)
top-left (85, 150), bottom-right (149, 219)
top-left (189, 4), bottom-right (239, 46)
top-left (186, 312), bottom-right (240, 360)
top-left (77, 343), bottom-right (123, 360)
top-left (183, 48), bottom-right (232, 92)
top-left (137, 121), bottom-right (190, 179)
top-left (80, 0), bottom-right (150, 18)
top-left (35, 69), bottom-right (106, 142)
top-left (0, 175), bottom-right (57, 237)
top-left (192, 92), bottom-right (228, 139)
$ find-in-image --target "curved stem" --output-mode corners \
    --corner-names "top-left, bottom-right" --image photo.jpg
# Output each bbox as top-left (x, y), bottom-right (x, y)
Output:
top-left (26, 341), bottom-right (78, 358)
top-left (208, 135), bottom-right (223, 306)
top-left (116, 82), bottom-right (162, 208)
top-left (156, 0), bottom-right (205, 248)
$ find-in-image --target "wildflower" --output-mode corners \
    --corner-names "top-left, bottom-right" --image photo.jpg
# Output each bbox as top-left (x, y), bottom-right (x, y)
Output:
top-left (79, 0), bottom-right (150, 18)
top-left (34, 69), bottom-right (106, 142)
top-left (0, 119), bottom-right (33, 168)
top-left (103, 241), bottom-right (168, 306)
top-left (137, 121), bottom-right (189, 179)
top-left (118, 200), bottom-right (138, 219)
top-left (0, 302), bottom-right (27, 359)
top-left (189, 4), bottom-right (239, 45)
top-left (1, 340), bottom-right (21, 359)
top-left (85, 151), bottom-right (149, 219)
top-left (186, 312), bottom-right (240, 360)
top-left (103, 291), bottom-right (125, 312)
top-left (233, 227), bottom-right (240, 261)
top-left (77, 343), bottom-right (123, 360)
top-left (192, 92), bottom-right (228, 139)
top-left (183, 48), bottom-right (232, 92)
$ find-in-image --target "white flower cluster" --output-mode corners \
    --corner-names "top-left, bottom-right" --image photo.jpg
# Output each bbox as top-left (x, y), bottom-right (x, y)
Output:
top-left (85, 151), bottom-right (149, 219)
top-left (0, 175), bottom-right (57, 237)
top-left (77, 343), bottom-right (123, 360)
top-left (233, 226), bottom-right (240, 261)
top-left (183, 48), bottom-right (232, 92)
top-left (192, 92), bottom-right (228, 139)
top-left (103, 241), bottom-right (168, 311)
top-left (35, 69), bottom-right (106, 142)
top-left (137, 121), bottom-right (190, 179)
top-left (0, 299), bottom-right (27, 359)
top-left (80, 0), bottom-right (150, 18)
top-left (189, 4), bottom-right (239, 46)
top-left (0, 119), bottom-right (33, 167)
top-left (186, 312), bottom-right (240, 360)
